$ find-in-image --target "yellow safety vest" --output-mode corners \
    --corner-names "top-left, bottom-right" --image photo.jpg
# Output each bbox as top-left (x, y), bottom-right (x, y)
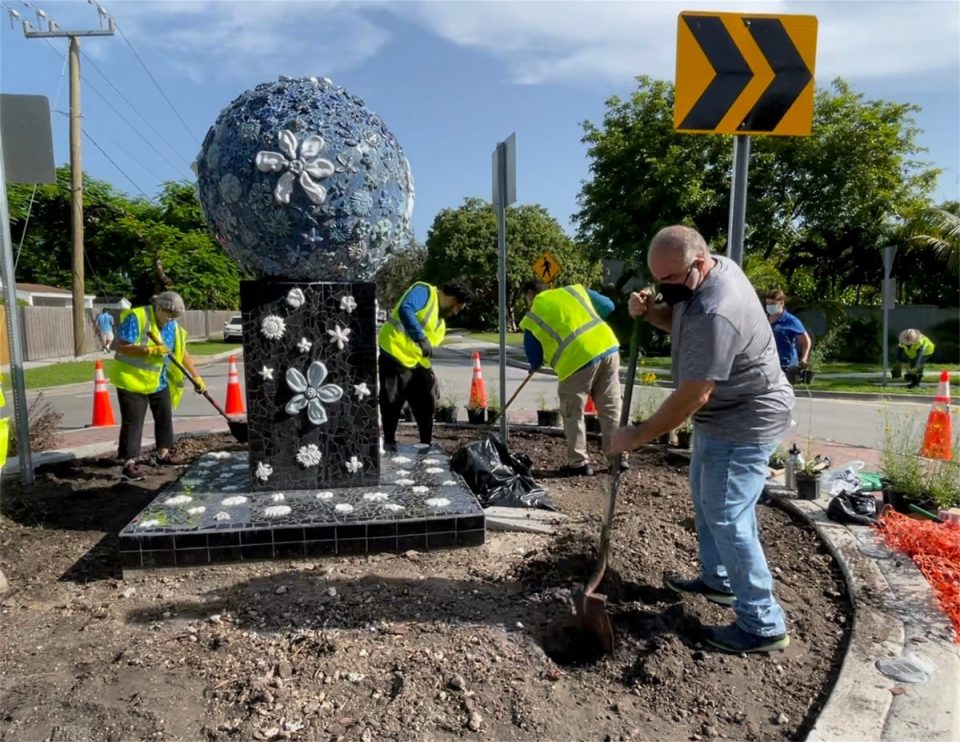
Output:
top-left (0, 386), bottom-right (8, 470)
top-left (519, 284), bottom-right (619, 381)
top-left (108, 306), bottom-right (189, 409)
top-left (899, 336), bottom-right (935, 361)
top-left (378, 282), bottom-right (445, 369)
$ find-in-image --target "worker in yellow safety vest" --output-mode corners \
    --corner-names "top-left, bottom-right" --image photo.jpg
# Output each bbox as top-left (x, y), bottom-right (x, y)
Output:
top-left (896, 328), bottom-right (936, 389)
top-left (519, 279), bottom-right (624, 477)
top-left (378, 281), bottom-right (473, 451)
top-left (108, 291), bottom-right (205, 480)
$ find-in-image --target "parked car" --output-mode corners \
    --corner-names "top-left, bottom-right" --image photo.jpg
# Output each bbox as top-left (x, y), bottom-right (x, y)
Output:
top-left (223, 315), bottom-right (243, 341)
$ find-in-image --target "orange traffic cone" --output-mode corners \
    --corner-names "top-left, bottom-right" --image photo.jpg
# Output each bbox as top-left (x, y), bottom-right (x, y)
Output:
top-left (224, 355), bottom-right (245, 415)
top-left (920, 370), bottom-right (953, 461)
top-left (91, 360), bottom-right (117, 427)
top-left (468, 352), bottom-right (488, 409)
top-left (584, 395), bottom-right (598, 415)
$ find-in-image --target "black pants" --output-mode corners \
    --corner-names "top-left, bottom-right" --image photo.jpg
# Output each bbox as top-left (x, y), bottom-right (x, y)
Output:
top-left (117, 386), bottom-right (174, 461)
top-left (379, 352), bottom-right (437, 445)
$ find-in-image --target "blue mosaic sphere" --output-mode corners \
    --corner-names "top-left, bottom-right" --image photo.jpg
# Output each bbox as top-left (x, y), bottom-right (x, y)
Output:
top-left (195, 76), bottom-right (414, 282)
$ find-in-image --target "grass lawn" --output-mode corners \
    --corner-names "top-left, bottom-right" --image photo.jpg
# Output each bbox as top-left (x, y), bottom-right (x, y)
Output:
top-left (187, 340), bottom-right (242, 355)
top-left (798, 375), bottom-right (959, 396)
top-left (3, 360), bottom-right (115, 390)
top-left (463, 332), bottom-right (524, 347)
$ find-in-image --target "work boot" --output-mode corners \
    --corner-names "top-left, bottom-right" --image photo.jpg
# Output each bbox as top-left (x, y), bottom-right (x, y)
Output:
top-left (122, 462), bottom-right (145, 481)
top-left (559, 463), bottom-right (594, 477)
top-left (703, 622), bottom-right (789, 654)
top-left (665, 575), bottom-right (735, 606)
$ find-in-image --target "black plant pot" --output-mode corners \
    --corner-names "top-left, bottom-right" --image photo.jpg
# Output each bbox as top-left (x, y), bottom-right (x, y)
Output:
top-left (796, 473), bottom-right (822, 500)
top-left (585, 415), bottom-right (601, 434)
top-left (466, 408), bottom-right (486, 424)
top-left (882, 485), bottom-right (934, 515)
top-left (657, 432), bottom-right (672, 445)
top-left (435, 406), bottom-right (458, 423)
top-left (487, 409), bottom-right (500, 424)
top-left (537, 409), bottom-right (561, 427)
top-left (676, 430), bottom-right (692, 449)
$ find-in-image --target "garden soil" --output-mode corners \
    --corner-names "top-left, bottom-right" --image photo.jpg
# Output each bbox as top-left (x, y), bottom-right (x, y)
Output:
top-left (0, 429), bottom-right (850, 741)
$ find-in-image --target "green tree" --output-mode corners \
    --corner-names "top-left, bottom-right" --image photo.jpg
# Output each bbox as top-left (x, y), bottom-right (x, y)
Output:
top-left (904, 201), bottom-right (960, 274)
top-left (376, 242), bottom-right (428, 311)
top-left (423, 198), bottom-right (601, 330)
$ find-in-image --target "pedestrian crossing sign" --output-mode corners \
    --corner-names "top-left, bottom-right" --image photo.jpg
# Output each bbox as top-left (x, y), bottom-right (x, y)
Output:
top-left (532, 252), bottom-right (562, 284)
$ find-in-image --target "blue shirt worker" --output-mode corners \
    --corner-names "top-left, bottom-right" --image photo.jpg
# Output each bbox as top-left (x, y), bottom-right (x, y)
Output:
top-left (108, 291), bottom-right (205, 480)
top-left (610, 226), bottom-right (794, 655)
top-left (897, 328), bottom-right (936, 388)
top-left (519, 279), bottom-right (623, 477)
top-left (96, 310), bottom-right (116, 352)
top-left (765, 289), bottom-right (812, 383)
top-left (377, 281), bottom-right (473, 451)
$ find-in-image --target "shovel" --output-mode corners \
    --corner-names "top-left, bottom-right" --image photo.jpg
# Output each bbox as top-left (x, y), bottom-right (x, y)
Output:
top-left (146, 330), bottom-right (249, 443)
top-left (574, 317), bottom-right (644, 653)
top-left (483, 369), bottom-right (536, 432)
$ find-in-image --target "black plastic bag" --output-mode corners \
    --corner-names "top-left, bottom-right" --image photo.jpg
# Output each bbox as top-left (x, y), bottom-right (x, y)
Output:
top-left (450, 434), bottom-right (555, 510)
top-left (827, 491), bottom-right (877, 526)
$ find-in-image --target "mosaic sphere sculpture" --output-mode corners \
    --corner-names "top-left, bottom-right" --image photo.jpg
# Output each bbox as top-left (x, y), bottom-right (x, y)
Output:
top-left (195, 76), bottom-right (414, 282)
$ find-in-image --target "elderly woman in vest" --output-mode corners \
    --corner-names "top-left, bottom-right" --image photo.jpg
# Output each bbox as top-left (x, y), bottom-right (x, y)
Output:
top-left (109, 291), bottom-right (205, 480)
top-left (896, 329), bottom-right (936, 389)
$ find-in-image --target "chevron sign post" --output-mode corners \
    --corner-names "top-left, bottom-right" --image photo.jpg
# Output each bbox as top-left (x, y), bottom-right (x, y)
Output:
top-left (674, 11), bottom-right (818, 264)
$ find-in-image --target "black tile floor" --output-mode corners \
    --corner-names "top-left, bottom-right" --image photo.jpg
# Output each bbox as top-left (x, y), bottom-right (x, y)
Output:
top-left (119, 443), bottom-right (484, 574)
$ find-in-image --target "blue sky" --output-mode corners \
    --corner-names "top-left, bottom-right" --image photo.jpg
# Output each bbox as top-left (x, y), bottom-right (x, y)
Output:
top-left (2, 0), bottom-right (958, 244)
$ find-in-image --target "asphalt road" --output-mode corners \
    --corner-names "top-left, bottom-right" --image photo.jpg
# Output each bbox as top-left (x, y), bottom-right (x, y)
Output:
top-left (29, 353), bottom-right (931, 450)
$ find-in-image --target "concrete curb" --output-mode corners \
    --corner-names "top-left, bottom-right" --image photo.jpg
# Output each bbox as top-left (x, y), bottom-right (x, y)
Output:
top-left (766, 485), bottom-right (960, 741)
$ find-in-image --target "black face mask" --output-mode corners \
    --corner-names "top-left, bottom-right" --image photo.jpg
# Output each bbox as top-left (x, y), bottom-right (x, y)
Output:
top-left (658, 264), bottom-right (696, 306)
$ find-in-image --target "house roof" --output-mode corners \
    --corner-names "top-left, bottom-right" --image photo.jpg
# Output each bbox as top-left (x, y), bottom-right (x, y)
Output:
top-left (15, 282), bottom-right (71, 295)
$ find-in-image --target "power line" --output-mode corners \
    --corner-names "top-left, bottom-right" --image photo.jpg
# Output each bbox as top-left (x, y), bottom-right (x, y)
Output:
top-left (82, 128), bottom-right (150, 199)
top-left (111, 17), bottom-right (200, 144)
top-left (79, 49), bottom-right (193, 171)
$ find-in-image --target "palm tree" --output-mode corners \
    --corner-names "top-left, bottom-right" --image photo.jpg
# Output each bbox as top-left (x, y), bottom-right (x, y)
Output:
top-left (907, 205), bottom-right (960, 273)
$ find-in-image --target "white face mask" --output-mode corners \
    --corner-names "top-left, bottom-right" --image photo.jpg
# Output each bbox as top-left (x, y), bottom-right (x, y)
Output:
top-left (766, 304), bottom-right (781, 316)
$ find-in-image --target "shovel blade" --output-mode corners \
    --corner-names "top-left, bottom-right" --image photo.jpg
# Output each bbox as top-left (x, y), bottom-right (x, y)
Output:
top-left (227, 418), bottom-right (248, 443)
top-left (576, 590), bottom-right (616, 654)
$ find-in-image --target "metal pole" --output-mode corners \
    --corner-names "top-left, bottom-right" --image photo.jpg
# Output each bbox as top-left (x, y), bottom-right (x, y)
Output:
top-left (68, 36), bottom-right (85, 357)
top-left (496, 143), bottom-right (508, 441)
top-left (0, 129), bottom-right (36, 484)
top-left (726, 135), bottom-right (751, 265)
top-left (882, 246), bottom-right (897, 388)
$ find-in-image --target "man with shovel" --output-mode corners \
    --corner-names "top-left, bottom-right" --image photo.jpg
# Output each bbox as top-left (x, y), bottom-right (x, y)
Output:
top-left (610, 225), bottom-right (794, 654)
top-left (109, 291), bottom-right (206, 480)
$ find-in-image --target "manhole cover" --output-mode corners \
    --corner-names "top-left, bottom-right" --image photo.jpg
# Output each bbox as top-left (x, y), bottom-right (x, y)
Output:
top-left (875, 655), bottom-right (933, 684)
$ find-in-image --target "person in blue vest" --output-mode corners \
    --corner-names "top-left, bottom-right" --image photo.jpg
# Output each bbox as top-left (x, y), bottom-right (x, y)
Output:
top-left (378, 281), bottom-right (474, 451)
top-left (108, 292), bottom-right (205, 480)
top-left (519, 279), bottom-right (624, 477)
top-left (765, 289), bottom-right (811, 383)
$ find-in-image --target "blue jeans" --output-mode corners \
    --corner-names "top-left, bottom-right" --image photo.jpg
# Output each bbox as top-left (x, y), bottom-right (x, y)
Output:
top-left (689, 430), bottom-right (787, 637)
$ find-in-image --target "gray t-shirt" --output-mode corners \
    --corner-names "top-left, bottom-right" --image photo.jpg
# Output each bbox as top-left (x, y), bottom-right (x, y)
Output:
top-left (671, 256), bottom-right (794, 443)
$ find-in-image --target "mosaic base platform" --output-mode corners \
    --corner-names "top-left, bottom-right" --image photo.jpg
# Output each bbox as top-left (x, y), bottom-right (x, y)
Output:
top-left (119, 444), bottom-right (484, 573)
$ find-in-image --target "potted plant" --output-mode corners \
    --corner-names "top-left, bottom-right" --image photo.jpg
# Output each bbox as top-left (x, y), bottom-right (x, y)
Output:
top-left (795, 457), bottom-right (827, 500)
top-left (465, 403), bottom-right (486, 424)
top-left (487, 392), bottom-right (501, 424)
top-left (768, 445), bottom-right (787, 471)
top-left (435, 395), bottom-right (459, 423)
top-left (928, 456), bottom-right (960, 511)
top-left (536, 393), bottom-right (561, 427)
top-left (675, 420), bottom-right (693, 449)
top-left (880, 416), bottom-right (933, 512)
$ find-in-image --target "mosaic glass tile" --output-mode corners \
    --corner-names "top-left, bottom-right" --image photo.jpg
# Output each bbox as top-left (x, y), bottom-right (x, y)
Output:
top-left (118, 444), bottom-right (485, 573)
top-left (241, 280), bottom-right (379, 491)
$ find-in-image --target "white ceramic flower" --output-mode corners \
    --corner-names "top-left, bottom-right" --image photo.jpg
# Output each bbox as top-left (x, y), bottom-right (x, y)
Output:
top-left (327, 325), bottom-right (352, 351)
top-left (187, 506), bottom-right (206, 515)
top-left (335, 503), bottom-right (354, 514)
top-left (353, 382), bottom-right (371, 400)
top-left (340, 295), bottom-right (357, 314)
top-left (138, 519), bottom-right (161, 529)
top-left (164, 495), bottom-right (192, 505)
top-left (395, 478), bottom-right (415, 486)
top-left (271, 492), bottom-right (285, 502)
top-left (412, 486), bottom-right (429, 494)
top-left (286, 287), bottom-right (306, 308)
top-left (363, 492), bottom-right (389, 502)
top-left (392, 456), bottom-right (412, 464)
top-left (383, 503), bottom-right (405, 513)
top-left (422, 459), bottom-right (440, 466)
top-left (286, 361), bottom-right (343, 425)
top-left (221, 496), bottom-right (248, 506)
top-left (395, 469), bottom-right (411, 477)
top-left (345, 455), bottom-right (363, 474)
top-left (297, 337), bottom-right (313, 354)
top-left (214, 511), bottom-right (231, 521)
top-left (316, 491), bottom-right (333, 500)
top-left (255, 461), bottom-right (273, 482)
top-left (260, 315), bottom-right (286, 340)
top-left (425, 467), bottom-right (445, 474)
top-left (442, 480), bottom-right (458, 486)
top-left (426, 497), bottom-right (451, 508)
top-left (296, 443), bottom-right (322, 467)
top-left (264, 505), bottom-right (291, 517)
top-left (255, 129), bottom-right (335, 205)
top-left (259, 366), bottom-right (275, 381)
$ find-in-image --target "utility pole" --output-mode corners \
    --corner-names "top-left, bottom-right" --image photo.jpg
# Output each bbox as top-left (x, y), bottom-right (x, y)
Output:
top-left (21, 9), bottom-right (115, 356)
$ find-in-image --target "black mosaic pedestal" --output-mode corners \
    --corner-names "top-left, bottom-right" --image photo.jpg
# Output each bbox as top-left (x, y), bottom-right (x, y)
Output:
top-left (118, 444), bottom-right (484, 574)
top-left (240, 280), bottom-right (379, 491)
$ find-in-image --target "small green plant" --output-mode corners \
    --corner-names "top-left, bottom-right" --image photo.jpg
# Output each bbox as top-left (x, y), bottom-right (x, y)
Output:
top-left (535, 392), bottom-right (551, 411)
top-left (441, 394), bottom-right (459, 409)
top-left (487, 387), bottom-right (501, 413)
top-left (768, 445), bottom-right (788, 469)
top-left (880, 415), bottom-right (928, 498)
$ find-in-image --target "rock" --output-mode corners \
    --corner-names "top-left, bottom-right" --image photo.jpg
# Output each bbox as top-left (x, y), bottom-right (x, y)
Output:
top-left (347, 672), bottom-right (364, 683)
top-left (361, 729), bottom-right (373, 742)
top-left (327, 587), bottom-right (338, 598)
top-left (120, 587), bottom-right (136, 599)
top-left (277, 660), bottom-right (293, 679)
top-left (276, 586), bottom-right (288, 595)
top-left (447, 674), bottom-right (466, 691)
top-left (402, 550), bottom-right (420, 560)
top-left (208, 614), bottom-right (222, 624)
top-left (467, 712), bottom-right (482, 732)
top-left (775, 712), bottom-right (790, 725)
top-left (271, 676), bottom-right (284, 689)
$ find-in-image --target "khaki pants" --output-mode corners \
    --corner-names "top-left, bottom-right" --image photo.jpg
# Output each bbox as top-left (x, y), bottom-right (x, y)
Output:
top-left (557, 353), bottom-right (622, 468)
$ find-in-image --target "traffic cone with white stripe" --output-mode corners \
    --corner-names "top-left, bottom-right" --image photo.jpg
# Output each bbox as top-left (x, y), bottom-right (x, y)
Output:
top-left (468, 352), bottom-right (488, 409)
top-left (91, 360), bottom-right (117, 427)
top-left (920, 370), bottom-right (953, 461)
top-left (224, 355), bottom-right (245, 415)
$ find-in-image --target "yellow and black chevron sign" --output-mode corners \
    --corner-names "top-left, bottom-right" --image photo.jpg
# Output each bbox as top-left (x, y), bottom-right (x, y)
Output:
top-left (674, 12), bottom-right (818, 136)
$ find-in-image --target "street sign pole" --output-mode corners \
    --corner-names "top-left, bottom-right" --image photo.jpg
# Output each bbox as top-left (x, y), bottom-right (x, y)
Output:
top-left (726, 135), bottom-right (751, 265)
top-left (882, 245), bottom-right (897, 387)
top-left (492, 133), bottom-right (516, 442)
